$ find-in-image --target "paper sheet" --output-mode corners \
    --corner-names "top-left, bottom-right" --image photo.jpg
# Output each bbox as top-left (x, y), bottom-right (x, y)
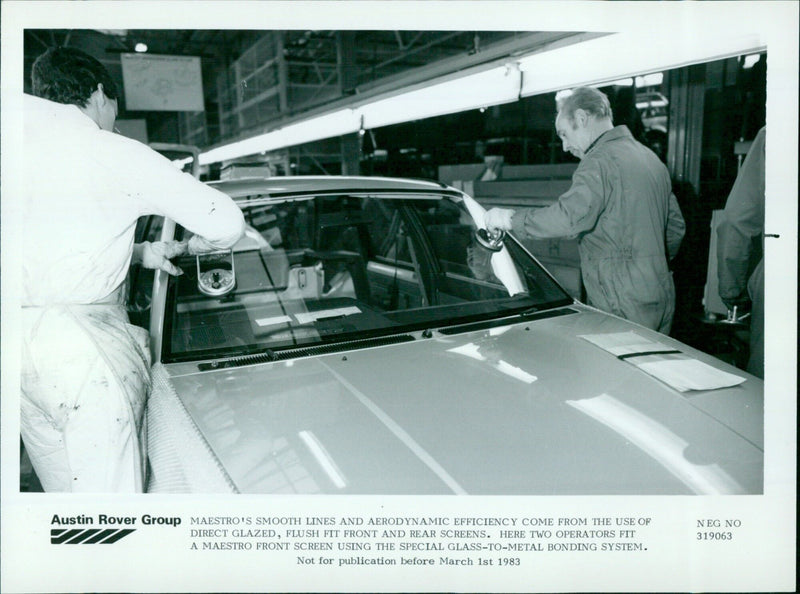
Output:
top-left (636, 358), bottom-right (747, 392)
top-left (254, 314), bottom-right (293, 327)
top-left (294, 306), bottom-right (362, 325)
top-left (580, 332), bottom-right (746, 392)
top-left (580, 331), bottom-right (675, 357)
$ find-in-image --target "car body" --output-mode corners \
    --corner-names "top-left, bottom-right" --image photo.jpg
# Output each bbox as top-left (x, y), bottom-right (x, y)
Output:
top-left (135, 175), bottom-right (763, 495)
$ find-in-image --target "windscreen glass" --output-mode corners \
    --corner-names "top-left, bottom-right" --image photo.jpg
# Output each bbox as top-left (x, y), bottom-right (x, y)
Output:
top-left (162, 193), bottom-right (571, 362)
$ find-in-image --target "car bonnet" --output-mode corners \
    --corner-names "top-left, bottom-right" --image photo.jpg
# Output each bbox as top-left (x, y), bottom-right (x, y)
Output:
top-left (161, 307), bottom-right (763, 495)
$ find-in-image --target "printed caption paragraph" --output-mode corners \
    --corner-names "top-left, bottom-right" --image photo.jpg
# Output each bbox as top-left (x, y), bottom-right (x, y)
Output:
top-left (180, 513), bottom-right (702, 567)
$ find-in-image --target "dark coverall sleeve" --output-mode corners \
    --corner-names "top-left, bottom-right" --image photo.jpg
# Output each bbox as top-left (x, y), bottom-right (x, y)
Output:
top-left (509, 159), bottom-right (606, 240)
top-left (665, 193), bottom-right (686, 260)
top-left (716, 127), bottom-right (766, 302)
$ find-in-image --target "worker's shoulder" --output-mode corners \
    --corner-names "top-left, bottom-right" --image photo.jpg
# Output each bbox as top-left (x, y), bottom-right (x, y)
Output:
top-left (611, 136), bottom-right (667, 169)
top-left (94, 129), bottom-right (180, 170)
top-left (582, 137), bottom-right (669, 186)
top-left (24, 94), bottom-right (87, 135)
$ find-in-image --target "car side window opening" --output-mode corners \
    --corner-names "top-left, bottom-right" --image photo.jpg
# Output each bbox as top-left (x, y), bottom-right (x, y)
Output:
top-left (159, 193), bottom-right (571, 362)
top-left (127, 215), bottom-right (165, 328)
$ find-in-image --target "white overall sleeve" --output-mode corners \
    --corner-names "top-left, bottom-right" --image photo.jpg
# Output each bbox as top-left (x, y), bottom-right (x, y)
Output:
top-left (105, 134), bottom-right (245, 249)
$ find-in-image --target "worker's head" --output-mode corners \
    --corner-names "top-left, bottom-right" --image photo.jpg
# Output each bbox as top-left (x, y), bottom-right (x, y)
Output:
top-left (32, 47), bottom-right (119, 131)
top-left (555, 87), bottom-right (614, 159)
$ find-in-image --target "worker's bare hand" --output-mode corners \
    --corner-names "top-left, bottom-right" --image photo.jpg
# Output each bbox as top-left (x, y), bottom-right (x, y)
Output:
top-left (187, 235), bottom-right (226, 255)
top-left (138, 240), bottom-right (187, 276)
top-left (484, 208), bottom-right (515, 233)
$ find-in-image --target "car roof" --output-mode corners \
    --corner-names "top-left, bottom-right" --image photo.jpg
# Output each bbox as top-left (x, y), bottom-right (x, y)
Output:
top-left (207, 175), bottom-right (463, 201)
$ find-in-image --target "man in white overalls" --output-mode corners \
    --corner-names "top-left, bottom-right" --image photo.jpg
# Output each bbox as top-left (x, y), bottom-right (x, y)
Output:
top-left (21, 47), bottom-right (245, 492)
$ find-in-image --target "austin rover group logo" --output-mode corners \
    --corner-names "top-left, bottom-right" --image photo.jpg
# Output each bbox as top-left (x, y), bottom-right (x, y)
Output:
top-left (51, 527), bottom-right (136, 544)
top-left (50, 514), bottom-right (181, 544)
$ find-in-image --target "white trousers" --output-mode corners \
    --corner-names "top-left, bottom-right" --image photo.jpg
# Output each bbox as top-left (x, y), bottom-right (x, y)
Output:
top-left (21, 303), bottom-right (151, 492)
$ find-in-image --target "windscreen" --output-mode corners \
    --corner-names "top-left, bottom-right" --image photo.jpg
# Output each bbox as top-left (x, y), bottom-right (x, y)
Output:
top-left (162, 193), bottom-right (571, 362)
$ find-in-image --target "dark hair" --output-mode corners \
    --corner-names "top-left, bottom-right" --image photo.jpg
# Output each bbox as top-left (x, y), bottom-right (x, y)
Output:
top-left (556, 87), bottom-right (613, 126)
top-left (31, 46), bottom-right (118, 107)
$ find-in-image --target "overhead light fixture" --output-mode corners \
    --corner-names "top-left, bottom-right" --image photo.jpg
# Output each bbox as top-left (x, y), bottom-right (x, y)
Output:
top-left (743, 53), bottom-right (762, 69)
top-left (357, 64), bottom-right (521, 130)
top-left (197, 28), bottom-right (765, 166)
top-left (200, 65), bottom-right (521, 164)
top-left (199, 109), bottom-right (359, 165)
top-left (637, 73), bottom-right (664, 87)
top-left (517, 30), bottom-right (764, 97)
top-left (94, 29), bottom-right (129, 36)
top-left (134, 43), bottom-right (148, 53)
top-left (607, 78), bottom-right (634, 87)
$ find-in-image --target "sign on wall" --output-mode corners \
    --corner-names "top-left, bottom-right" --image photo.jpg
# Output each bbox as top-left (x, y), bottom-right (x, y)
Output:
top-left (121, 53), bottom-right (204, 111)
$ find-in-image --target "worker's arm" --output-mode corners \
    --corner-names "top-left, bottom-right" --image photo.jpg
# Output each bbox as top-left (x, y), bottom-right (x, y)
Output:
top-left (508, 158), bottom-right (606, 240)
top-left (111, 134), bottom-right (245, 249)
top-left (716, 127), bottom-right (766, 305)
top-left (665, 193), bottom-right (685, 260)
top-left (150, 171), bottom-right (245, 251)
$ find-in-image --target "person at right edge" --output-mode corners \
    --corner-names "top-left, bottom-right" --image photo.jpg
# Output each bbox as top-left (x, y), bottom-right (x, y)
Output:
top-left (485, 87), bottom-right (685, 334)
top-left (716, 126), bottom-right (766, 379)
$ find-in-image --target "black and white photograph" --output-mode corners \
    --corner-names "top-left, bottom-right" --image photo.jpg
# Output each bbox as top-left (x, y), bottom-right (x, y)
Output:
top-left (1, 1), bottom-right (796, 592)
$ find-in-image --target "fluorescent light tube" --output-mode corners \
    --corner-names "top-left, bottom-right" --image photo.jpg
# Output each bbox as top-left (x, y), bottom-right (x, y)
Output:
top-left (197, 29), bottom-right (764, 165)
top-left (200, 108), bottom-right (359, 165)
top-left (359, 64), bottom-right (521, 129)
top-left (518, 31), bottom-right (764, 97)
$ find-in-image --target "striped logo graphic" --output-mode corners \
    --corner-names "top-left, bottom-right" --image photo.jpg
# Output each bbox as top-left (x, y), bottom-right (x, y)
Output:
top-left (51, 528), bottom-right (136, 544)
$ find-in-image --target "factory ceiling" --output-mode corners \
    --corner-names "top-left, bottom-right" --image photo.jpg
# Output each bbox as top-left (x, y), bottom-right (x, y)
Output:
top-left (22, 28), bottom-right (582, 152)
top-left (24, 29), bottom-right (532, 94)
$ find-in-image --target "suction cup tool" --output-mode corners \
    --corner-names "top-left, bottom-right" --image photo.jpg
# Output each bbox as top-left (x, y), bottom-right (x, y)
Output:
top-left (197, 250), bottom-right (236, 297)
top-left (475, 228), bottom-right (506, 252)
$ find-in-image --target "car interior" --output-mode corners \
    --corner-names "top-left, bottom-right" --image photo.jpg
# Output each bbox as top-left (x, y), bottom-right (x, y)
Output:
top-left (133, 193), bottom-right (570, 362)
